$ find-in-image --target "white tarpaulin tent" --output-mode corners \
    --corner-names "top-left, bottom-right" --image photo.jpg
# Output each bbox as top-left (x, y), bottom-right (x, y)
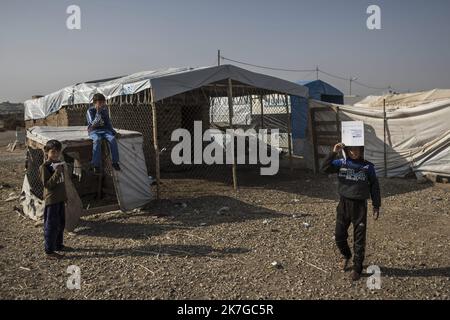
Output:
top-left (310, 90), bottom-right (450, 178)
top-left (24, 64), bottom-right (309, 121)
top-left (22, 126), bottom-right (153, 230)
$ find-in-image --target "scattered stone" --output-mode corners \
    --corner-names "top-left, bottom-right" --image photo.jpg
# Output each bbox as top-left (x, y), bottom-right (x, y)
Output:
top-left (303, 222), bottom-right (311, 228)
top-left (199, 222), bottom-right (207, 227)
top-left (262, 219), bottom-right (271, 225)
top-left (216, 206), bottom-right (230, 216)
top-left (271, 261), bottom-right (282, 269)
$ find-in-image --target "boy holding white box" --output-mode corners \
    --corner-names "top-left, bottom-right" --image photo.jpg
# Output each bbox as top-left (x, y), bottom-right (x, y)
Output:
top-left (321, 121), bottom-right (381, 281)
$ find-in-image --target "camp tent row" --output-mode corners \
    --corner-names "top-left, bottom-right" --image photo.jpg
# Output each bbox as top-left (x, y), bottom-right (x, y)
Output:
top-left (21, 64), bottom-right (450, 228)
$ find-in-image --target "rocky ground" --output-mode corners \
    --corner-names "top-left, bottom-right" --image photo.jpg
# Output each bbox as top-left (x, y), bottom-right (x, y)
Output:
top-left (0, 131), bottom-right (449, 300)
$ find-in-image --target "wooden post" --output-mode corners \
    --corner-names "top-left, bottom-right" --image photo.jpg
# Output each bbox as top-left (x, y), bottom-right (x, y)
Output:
top-left (309, 99), bottom-right (319, 174)
top-left (227, 78), bottom-right (238, 192)
top-left (151, 88), bottom-right (161, 199)
top-left (383, 99), bottom-right (387, 178)
top-left (285, 94), bottom-right (293, 172)
top-left (335, 106), bottom-right (341, 141)
top-left (259, 95), bottom-right (265, 129)
top-left (249, 95), bottom-right (253, 123)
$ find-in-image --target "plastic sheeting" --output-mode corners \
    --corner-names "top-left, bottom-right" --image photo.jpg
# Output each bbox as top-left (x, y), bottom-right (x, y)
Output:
top-left (111, 135), bottom-right (154, 211)
top-left (24, 65), bottom-right (308, 120)
top-left (310, 97), bottom-right (450, 177)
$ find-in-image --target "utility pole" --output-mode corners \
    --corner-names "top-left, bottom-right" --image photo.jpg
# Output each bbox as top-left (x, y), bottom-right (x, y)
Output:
top-left (349, 77), bottom-right (358, 96)
top-left (218, 49), bottom-right (221, 66)
top-left (316, 66), bottom-right (319, 80)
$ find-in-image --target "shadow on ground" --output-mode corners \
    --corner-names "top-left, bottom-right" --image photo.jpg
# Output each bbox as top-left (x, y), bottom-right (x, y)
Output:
top-left (62, 243), bottom-right (251, 260)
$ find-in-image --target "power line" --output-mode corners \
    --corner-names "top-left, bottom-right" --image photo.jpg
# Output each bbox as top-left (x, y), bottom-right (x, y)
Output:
top-left (220, 54), bottom-right (394, 92)
top-left (353, 80), bottom-right (391, 91)
top-left (220, 56), bottom-right (315, 73)
top-left (318, 69), bottom-right (349, 81)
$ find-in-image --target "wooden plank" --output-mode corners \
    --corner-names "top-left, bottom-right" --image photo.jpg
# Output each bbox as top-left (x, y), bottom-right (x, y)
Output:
top-left (84, 204), bottom-right (120, 216)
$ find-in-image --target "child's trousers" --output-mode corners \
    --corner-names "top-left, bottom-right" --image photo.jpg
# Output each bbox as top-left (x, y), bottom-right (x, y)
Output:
top-left (335, 196), bottom-right (368, 273)
top-left (89, 129), bottom-right (119, 167)
top-left (44, 202), bottom-right (65, 253)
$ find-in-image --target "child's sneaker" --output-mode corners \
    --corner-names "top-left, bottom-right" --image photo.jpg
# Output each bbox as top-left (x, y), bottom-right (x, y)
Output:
top-left (342, 258), bottom-right (351, 272)
top-left (112, 163), bottom-right (121, 171)
top-left (56, 245), bottom-right (74, 252)
top-left (351, 270), bottom-right (361, 281)
top-left (46, 252), bottom-right (64, 260)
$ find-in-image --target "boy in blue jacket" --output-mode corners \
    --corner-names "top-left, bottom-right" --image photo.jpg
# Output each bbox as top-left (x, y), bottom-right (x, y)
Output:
top-left (86, 93), bottom-right (120, 173)
top-left (321, 143), bottom-right (381, 281)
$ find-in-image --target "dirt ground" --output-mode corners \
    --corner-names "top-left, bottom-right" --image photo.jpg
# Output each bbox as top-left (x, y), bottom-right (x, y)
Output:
top-left (0, 130), bottom-right (449, 300)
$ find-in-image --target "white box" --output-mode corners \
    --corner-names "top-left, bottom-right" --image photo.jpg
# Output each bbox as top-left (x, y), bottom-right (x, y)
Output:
top-left (341, 121), bottom-right (364, 146)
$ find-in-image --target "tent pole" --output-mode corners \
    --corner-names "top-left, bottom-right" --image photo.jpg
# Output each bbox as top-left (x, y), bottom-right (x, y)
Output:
top-left (151, 88), bottom-right (161, 199)
top-left (383, 99), bottom-right (387, 178)
top-left (285, 94), bottom-right (293, 172)
top-left (249, 95), bottom-right (253, 123)
top-left (227, 78), bottom-right (238, 192)
top-left (259, 95), bottom-right (264, 129)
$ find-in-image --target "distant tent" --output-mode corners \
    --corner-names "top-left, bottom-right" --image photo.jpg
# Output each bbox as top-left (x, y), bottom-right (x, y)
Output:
top-left (290, 80), bottom-right (343, 156)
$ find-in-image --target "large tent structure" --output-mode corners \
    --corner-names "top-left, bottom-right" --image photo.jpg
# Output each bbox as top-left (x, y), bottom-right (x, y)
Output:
top-left (24, 64), bottom-right (309, 198)
top-left (307, 89), bottom-right (450, 179)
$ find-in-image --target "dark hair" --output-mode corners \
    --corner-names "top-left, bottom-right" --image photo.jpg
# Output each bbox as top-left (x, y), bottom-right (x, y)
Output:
top-left (44, 139), bottom-right (62, 152)
top-left (344, 146), bottom-right (364, 159)
top-left (92, 93), bottom-right (106, 103)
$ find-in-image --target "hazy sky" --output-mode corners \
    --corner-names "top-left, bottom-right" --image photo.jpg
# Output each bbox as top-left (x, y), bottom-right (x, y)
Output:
top-left (1, 0), bottom-right (450, 102)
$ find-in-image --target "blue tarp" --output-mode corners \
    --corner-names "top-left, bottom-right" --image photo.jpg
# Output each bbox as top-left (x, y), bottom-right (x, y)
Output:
top-left (290, 80), bottom-right (343, 139)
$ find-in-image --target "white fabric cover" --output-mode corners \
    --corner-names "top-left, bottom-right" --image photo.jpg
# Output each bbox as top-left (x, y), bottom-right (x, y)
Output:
top-left (26, 126), bottom-right (153, 211)
top-left (310, 96), bottom-right (450, 178)
top-left (24, 65), bottom-right (308, 120)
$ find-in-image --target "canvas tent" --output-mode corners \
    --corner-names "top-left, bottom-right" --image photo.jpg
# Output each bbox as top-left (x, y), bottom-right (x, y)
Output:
top-left (22, 126), bottom-right (152, 231)
top-left (308, 89), bottom-right (450, 179)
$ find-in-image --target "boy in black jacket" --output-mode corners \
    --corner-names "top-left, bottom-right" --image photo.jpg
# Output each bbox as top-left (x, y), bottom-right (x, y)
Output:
top-left (321, 143), bottom-right (381, 281)
top-left (40, 140), bottom-right (67, 260)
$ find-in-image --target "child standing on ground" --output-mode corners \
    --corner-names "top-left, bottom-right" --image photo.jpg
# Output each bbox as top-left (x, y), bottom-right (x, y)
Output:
top-left (40, 140), bottom-right (67, 260)
top-left (321, 143), bottom-right (381, 281)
